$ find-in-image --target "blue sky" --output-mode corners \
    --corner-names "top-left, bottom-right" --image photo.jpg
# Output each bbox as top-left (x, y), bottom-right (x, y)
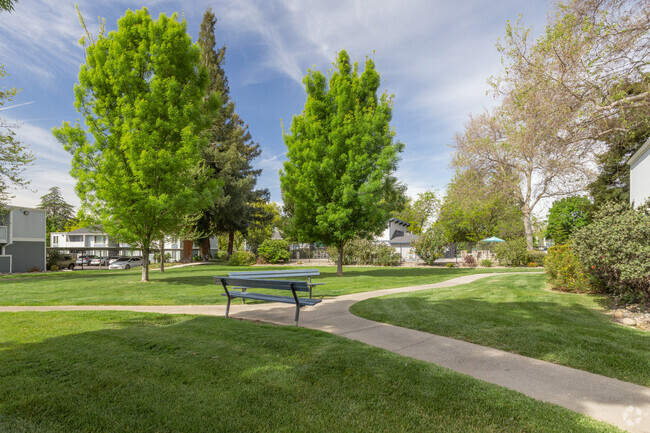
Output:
top-left (1, 0), bottom-right (549, 210)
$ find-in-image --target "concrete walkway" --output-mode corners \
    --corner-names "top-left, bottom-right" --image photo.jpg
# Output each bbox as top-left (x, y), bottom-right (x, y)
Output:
top-left (2, 273), bottom-right (649, 432)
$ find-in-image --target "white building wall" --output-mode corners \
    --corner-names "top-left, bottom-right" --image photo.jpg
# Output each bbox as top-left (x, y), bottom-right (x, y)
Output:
top-left (630, 143), bottom-right (650, 206)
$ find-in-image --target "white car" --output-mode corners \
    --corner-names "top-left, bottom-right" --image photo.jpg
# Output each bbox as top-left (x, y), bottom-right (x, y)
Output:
top-left (108, 257), bottom-right (143, 270)
top-left (89, 257), bottom-right (109, 266)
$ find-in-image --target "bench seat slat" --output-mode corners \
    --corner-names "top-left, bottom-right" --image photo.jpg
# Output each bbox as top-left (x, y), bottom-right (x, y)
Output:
top-left (214, 277), bottom-right (310, 292)
top-left (228, 269), bottom-right (320, 278)
top-left (221, 291), bottom-right (321, 306)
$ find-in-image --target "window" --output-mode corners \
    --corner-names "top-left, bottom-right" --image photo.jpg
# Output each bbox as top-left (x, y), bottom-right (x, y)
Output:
top-left (67, 235), bottom-right (83, 242)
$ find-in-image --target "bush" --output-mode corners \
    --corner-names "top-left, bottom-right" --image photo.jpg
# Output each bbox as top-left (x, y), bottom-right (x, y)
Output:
top-left (327, 238), bottom-right (400, 266)
top-left (545, 243), bottom-right (594, 293)
top-left (192, 255), bottom-right (202, 262)
top-left (445, 262), bottom-right (455, 268)
top-left (480, 259), bottom-right (493, 268)
top-left (413, 226), bottom-right (447, 265)
top-left (527, 262), bottom-right (538, 267)
top-left (152, 252), bottom-right (171, 263)
top-left (463, 255), bottom-right (477, 267)
top-left (215, 251), bottom-right (228, 262)
top-left (27, 266), bottom-right (41, 273)
top-left (228, 251), bottom-right (256, 266)
top-left (50, 265), bottom-right (59, 272)
top-left (526, 250), bottom-right (546, 266)
top-left (494, 238), bottom-right (528, 266)
top-left (258, 239), bottom-right (290, 264)
top-left (572, 201), bottom-right (650, 304)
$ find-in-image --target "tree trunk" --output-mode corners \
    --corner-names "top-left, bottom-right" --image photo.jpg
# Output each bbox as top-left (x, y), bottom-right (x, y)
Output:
top-left (227, 231), bottom-right (235, 257)
top-left (200, 237), bottom-right (211, 261)
top-left (522, 206), bottom-right (534, 250)
top-left (337, 242), bottom-right (344, 276)
top-left (160, 239), bottom-right (165, 273)
top-left (141, 246), bottom-right (150, 282)
top-left (181, 240), bottom-right (193, 263)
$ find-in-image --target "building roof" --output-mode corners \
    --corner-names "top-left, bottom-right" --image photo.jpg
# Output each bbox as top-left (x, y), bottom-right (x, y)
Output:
top-left (628, 137), bottom-right (650, 166)
top-left (389, 232), bottom-right (419, 245)
top-left (389, 217), bottom-right (410, 227)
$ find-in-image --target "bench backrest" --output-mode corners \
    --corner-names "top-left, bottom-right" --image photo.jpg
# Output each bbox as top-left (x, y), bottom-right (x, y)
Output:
top-left (228, 269), bottom-right (320, 279)
top-left (215, 276), bottom-right (310, 292)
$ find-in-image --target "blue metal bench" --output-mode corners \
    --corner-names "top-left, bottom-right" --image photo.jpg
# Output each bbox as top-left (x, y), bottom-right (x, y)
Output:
top-left (214, 276), bottom-right (322, 325)
top-left (228, 269), bottom-right (324, 298)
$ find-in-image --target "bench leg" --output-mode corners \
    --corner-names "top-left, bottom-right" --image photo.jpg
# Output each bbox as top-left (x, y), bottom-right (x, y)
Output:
top-left (225, 296), bottom-right (231, 318)
top-left (294, 305), bottom-right (300, 326)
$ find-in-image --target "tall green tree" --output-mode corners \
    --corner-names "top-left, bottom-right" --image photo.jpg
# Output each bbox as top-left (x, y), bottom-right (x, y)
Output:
top-left (545, 196), bottom-right (592, 244)
top-left (53, 8), bottom-right (220, 282)
top-left (280, 50), bottom-right (406, 275)
top-left (395, 190), bottom-right (440, 235)
top-left (0, 0), bottom-right (17, 12)
top-left (37, 186), bottom-right (74, 244)
top-left (0, 66), bottom-right (34, 208)
top-left (195, 8), bottom-right (267, 259)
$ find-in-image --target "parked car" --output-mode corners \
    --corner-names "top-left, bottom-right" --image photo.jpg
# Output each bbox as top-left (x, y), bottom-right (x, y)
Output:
top-left (76, 255), bottom-right (98, 265)
top-left (89, 257), bottom-right (109, 266)
top-left (108, 257), bottom-right (143, 270)
top-left (52, 255), bottom-right (75, 270)
top-left (108, 256), bottom-right (122, 264)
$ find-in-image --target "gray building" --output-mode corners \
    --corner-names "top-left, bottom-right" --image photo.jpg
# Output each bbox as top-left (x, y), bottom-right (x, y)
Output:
top-left (628, 137), bottom-right (650, 206)
top-left (377, 218), bottom-right (420, 261)
top-left (0, 206), bottom-right (46, 273)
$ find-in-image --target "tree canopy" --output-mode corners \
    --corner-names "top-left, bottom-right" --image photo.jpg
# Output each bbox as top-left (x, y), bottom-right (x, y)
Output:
top-left (53, 8), bottom-right (220, 281)
top-left (394, 190), bottom-right (440, 235)
top-left (545, 196), bottom-right (593, 244)
top-left (37, 186), bottom-right (75, 244)
top-left (280, 50), bottom-right (405, 275)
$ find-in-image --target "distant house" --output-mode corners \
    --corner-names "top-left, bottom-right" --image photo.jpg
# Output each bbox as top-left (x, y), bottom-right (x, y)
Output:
top-left (376, 218), bottom-right (419, 261)
top-left (628, 137), bottom-right (650, 206)
top-left (0, 206), bottom-right (46, 273)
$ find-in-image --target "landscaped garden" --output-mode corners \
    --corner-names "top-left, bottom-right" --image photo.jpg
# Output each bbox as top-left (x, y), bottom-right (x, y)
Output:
top-left (351, 273), bottom-right (650, 386)
top-left (0, 310), bottom-right (623, 433)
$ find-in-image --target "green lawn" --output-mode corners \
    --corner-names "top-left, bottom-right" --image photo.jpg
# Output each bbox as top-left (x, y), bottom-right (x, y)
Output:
top-left (0, 264), bottom-right (538, 305)
top-left (351, 273), bottom-right (650, 386)
top-left (0, 311), bottom-right (621, 433)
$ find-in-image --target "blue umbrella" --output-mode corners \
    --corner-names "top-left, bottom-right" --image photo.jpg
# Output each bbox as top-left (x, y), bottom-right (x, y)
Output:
top-left (481, 236), bottom-right (505, 242)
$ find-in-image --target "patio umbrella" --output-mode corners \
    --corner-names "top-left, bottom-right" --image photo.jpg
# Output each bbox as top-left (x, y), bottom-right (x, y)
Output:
top-left (481, 236), bottom-right (505, 242)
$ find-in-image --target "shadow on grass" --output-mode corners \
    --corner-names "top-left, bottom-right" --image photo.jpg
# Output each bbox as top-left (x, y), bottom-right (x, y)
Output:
top-left (353, 296), bottom-right (650, 385)
top-left (0, 313), bottom-right (624, 433)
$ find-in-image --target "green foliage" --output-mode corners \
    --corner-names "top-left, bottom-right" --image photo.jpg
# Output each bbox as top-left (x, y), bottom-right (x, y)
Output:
top-left (327, 238), bottom-right (400, 266)
top-left (227, 251), bottom-right (256, 266)
top-left (152, 253), bottom-right (172, 264)
top-left (395, 190), bottom-right (440, 235)
top-left (526, 250), bottom-right (546, 267)
top-left (545, 196), bottom-right (592, 243)
top-left (257, 239), bottom-right (290, 264)
top-left (193, 255), bottom-right (203, 262)
top-left (280, 50), bottom-right (406, 275)
top-left (438, 171), bottom-right (524, 245)
top-left (53, 9), bottom-right (220, 281)
top-left (544, 244), bottom-right (594, 292)
top-left (445, 262), bottom-right (455, 268)
top-left (413, 225), bottom-right (447, 265)
top-left (480, 259), bottom-right (493, 267)
top-left (493, 238), bottom-right (528, 267)
top-left (0, 65), bottom-right (34, 207)
top-left (573, 201), bottom-right (650, 304)
top-left (246, 202), bottom-right (282, 254)
top-left (50, 265), bottom-right (59, 272)
top-left (38, 186), bottom-right (75, 245)
top-left (215, 251), bottom-right (228, 261)
top-left (194, 8), bottom-right (267, 254)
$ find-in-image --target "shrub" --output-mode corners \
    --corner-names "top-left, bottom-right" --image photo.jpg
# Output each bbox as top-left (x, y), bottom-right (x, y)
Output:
top-left (258, 239), bottom-right (290, 264)
top-left (327, 238), bottom-right (400, 266)
top-left (494, 238), bottom-right (527, 266)
top-left (50, 265), bottom-right (60, 272)
top-left (27, 266), bottom-right (41, 273)
top-left (228, 251), bottom-right (256, 266)
top-left (572, 201), bottom-right (650, 304)
top-left (527, 262), bottom-right (538, 267)
top-left (192, 255), bottom-right (202, 262)
top-left (544, 243), bottom-right (594, 293)
top-left (545, 196), bottom-right (592, 243)
top-left (374, 244), bottom-right (400, 267)
top-left (463, 255), bottom-right (477, 267)
top-left (526, 250), bottom-right (546, 266)
top-left (215, 251), bottom-right (228, 262)
top-left (413, 226), bottom-right (447, 265)
top-left (152, 252), bottom-right (171, 263)
top-left (445, 262), bottom-right (455, 268)
top-left (480, 258), bottom-right (493, 268)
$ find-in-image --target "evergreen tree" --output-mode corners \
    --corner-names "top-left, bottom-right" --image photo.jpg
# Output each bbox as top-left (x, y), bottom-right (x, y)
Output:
top-left (37, 186), bottom-right (74, 244)
top-left (195, 8), bottom-right (267, 258)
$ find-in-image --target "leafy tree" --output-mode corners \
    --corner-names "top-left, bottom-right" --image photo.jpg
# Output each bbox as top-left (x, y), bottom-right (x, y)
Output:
top-left (280, 50), bottom-right (406, 275)
top-left (0, 0), bottom-right (17, 12)
top-left (413, 225), bottom-right (447, 265)
top-left (395, 190), bottom-right (440, 235)
top-left (545, 196), bottom-right (592, 244)
top-left (53, 9), bottom-right (220, 282)
top-left (437, 171), bottom-right (524, 247)
top-left (37, 186), bottom-right (75, 245)
top-left (0, 66), bottom-right (34, 207)
top-left (195, 8), bottom-right (267, 259)
top-left (246, 201), bottom-right (282, 255)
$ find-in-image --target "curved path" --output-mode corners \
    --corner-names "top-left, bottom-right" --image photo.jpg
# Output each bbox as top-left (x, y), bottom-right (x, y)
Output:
top-left (2, 273), bottom-right (649, 432)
